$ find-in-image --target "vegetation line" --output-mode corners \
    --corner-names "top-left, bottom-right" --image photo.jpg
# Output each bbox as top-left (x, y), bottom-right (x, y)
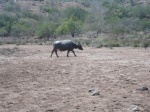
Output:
top-left (0, 0), bottom-right (149, 48)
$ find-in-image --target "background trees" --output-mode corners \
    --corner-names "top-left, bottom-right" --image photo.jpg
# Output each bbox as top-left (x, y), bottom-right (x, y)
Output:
top-left (0, 0), bottom-right (149, 39)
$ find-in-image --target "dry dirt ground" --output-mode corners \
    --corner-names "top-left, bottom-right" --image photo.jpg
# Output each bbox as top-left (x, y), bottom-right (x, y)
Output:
top-left (0, 45), bottom-right (150, 112)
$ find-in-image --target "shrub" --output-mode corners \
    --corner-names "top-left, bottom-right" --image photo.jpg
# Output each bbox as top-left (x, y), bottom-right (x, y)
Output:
top-left (142, 41), bottom-right (149, 49)
top-left (81, 1), bottom-right (91, 7)
top-left (64, 7), bottom-right (88, 21)
top-left (140, 19), bottom-right (150, 30)
top-left (0, 28), bottom-right (8, 36)
top-left (36, 22), bottom-right (57, 39)
top-left (91, 38), bottom-right (103, 48)
top-left (4, 1), bottom-right (20, 12)
top-left (21, 11), bottom-right (42, 21)
top-left (0, 12), bottom-right (17, 36)
top-left (11, 18), bottom-right (36, 37)
top-left (55, 16), bottom-right (82, 37)
top-left (41, 5), bottom-right (59, 14)
top-left (73, 38), bottom-right (91, 47)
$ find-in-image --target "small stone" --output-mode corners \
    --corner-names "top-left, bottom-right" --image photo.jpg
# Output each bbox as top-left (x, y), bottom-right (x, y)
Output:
top-left (88, 88), bottom-right (95, 93)
top-left (141, 86), bottom-right (148, 91)
top-left (92, 91), bottom-right (100, 96)
top-left (123, 96), bottom-right (127, 98)
top-left (89, 88), bottom-right (100, 96)
top-left (128, 105), bottom-right (140, 112)
top-left (45, 109), bottom-right (54, 112)
top-left (137, 86), bottom-right (149, 91)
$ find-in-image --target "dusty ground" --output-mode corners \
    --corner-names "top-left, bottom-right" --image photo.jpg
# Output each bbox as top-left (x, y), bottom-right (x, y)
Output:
top-left (0, 45), bottom-right (150, 112)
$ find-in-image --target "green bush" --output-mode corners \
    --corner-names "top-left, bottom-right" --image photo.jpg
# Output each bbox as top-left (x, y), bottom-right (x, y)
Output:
top-left (140, 19), bottom-right (150, 30)
top-left (64, 7), bottom-right (88, 21)
top-left (142, 41), bottom-right (150, 49)
top-left (91, 38), bottom-right (103, 48)
top-left (0, 28), bottom-right (8, 36)
top-left (101, 38), bottom-right (120, 47)
top-left (41, 5), bottom-right (59, 13)
top-left (0, 12), bottom-right (17, 36)
top-left (55, 24), bottom-right (68, 36)
top-left (36, 22), bottom-right (57, 39)
top-left (55, 16), bottom-right (82, 37)
top-left (73, 38), bottom-right (91, 47)
top-left (130, 5), bottom-right (150, 19)
top-left (21, 11), bottom-right (42, 21)
top-left (112, 27), bottom-right (126, 34)
top-left (11, 18), bottom-right (36, 37)
top-left (4, 1), bottom-right (20, 12)
top-left (81, 1), bottom-right (91, 7)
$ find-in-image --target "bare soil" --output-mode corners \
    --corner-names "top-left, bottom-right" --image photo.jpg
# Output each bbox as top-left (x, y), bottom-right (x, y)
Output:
top-left (0, 45), bottom-right (150, 112)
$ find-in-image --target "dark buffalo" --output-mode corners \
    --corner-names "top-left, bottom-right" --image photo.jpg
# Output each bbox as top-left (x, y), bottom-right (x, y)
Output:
top-left (51, 40), bottom-right (83, 57)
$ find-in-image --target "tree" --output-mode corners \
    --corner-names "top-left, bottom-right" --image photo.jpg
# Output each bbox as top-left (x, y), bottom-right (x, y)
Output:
top-left (140, 19), bottom-right (150, 30)
top-left (55, 16), bottom-right (82, 37)
top-left (0, 12), bottom-right (17, 36)
top-left (55, 24), bottom-right (68, 36)
top-left (83, 0), bottom-right (107, 36)
top-left (66, 16), bottom-right (82, 37)
top-left (11, 18), bottom-right (36, 37)
top-left (36, 21), bottom-right (57, 39)
top-left (130, 5), bottom-right (150, 19)
top-left (64, 7), bottom-right (87, 21)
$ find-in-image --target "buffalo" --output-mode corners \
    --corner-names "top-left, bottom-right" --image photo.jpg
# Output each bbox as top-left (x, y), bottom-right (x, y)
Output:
top-left (51, 40), bottom-right (83, 57)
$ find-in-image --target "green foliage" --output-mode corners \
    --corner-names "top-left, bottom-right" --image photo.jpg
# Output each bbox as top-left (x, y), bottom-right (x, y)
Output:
top-left (0, 28), bottom-right (7, 37)
top-left (142, 41), bottom-right (149, 49)
top-left (55, 16), bottom-right (82, 37)
top-left (41, 5), bottom-right (59, 14)
top-left (0, 0), bottom-right (12, 3)
top-left (105, 3), bottom-right (129, 22)
top-left (92, 38), bottom-right (103, 48)
top-left (112, 27), bottom-right (126, 34)
top-left (102, 1), bottom-right (110, 7)
top-left (140, 19), bottom-right (150, 30)
top-left (73, 38), bottom-right (91, 47)
top-left (90, 35), bottom-right (149, 48)
top-left (66, 16), bottom-right (82, 37)
top-left (81, 1), bottom-right (91, 7)
top-left (129, 5), bottom-right (150, 20)
top-left (36, 22), bottom-right (57, 38)
top-left (11, 18), bottom-right (36, 37)
top-left (0, 0), bottom-right (149, 41)
top-left (114, 0), bottom-right (125, 4)
top-left (130, 39), bottom-right (141, 47)
top-left (21, 11), bottom-right (42, 21)
top-left (3, 1), bottom-right (20, 12)
top-left (0, 12), bottom-right (17, 22)
top-left (55, 24), bottom-right (68, 36)
top-left (0, 12), bottom-right (17, 36)
top-left (89, 37), bottom-right (121, 48)
top-left (104, 2), bottom-right (150, 34)
top-left (64, 7), bottom-right (87, 21)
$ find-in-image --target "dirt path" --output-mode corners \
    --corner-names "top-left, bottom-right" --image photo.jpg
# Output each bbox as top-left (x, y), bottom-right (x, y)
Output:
top-left (0, 45), bottom-right (150, 112)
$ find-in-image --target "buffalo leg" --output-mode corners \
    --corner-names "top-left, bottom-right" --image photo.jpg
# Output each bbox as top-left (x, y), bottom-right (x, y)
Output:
top-left (67, 50), bottom-right (70, 57)
top-left (72, 50), bottom-right (76, 57)
top-left (50, 49), bottom-right (55, 57)
top-left (55, 50), bottom-right (59, 57)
